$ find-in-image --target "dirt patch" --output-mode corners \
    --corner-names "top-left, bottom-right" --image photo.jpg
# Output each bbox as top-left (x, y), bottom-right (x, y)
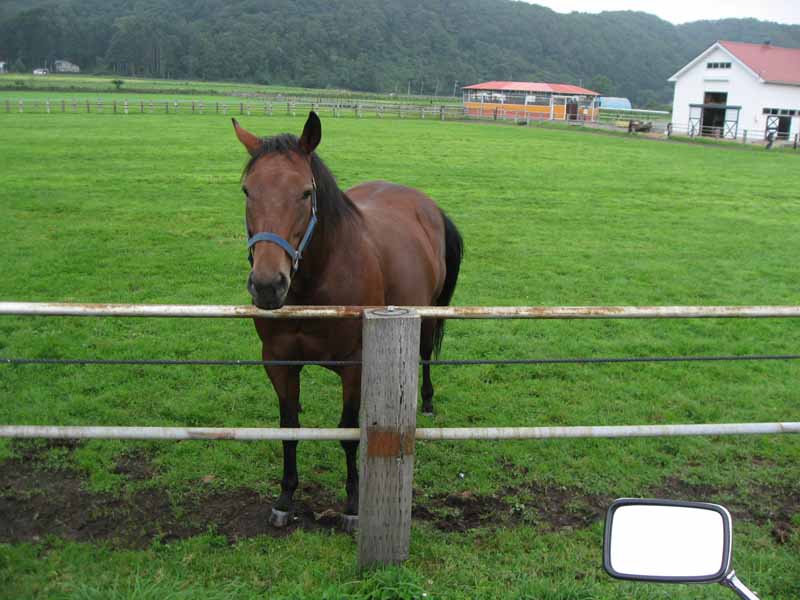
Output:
top-left (0, 442), bottom-right (345, 548)
top-left (1, 442), bottom-right (797, 546)
top-left (649, 476), bottom-right (800, 545)
top-left (414, 490), bottom-right (509, 532)
top-left (414, 482), bottom-right (611, 533)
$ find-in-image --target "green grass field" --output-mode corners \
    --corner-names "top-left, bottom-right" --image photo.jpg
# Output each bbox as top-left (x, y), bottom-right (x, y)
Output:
top-left (0, 109), bottom-right (799, 599)
top-left (0, 74), bottom-right (461, 106)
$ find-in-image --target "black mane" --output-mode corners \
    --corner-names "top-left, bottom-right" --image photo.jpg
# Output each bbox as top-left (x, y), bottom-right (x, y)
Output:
top-left (242, 133), bottom-right (361, 232)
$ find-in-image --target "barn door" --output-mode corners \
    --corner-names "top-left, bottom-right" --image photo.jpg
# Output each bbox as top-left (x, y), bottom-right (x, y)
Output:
top-left (723, 107), bottom-right (740, 139)
top-left (688, 105), bottom-right (702, 136)
top-left (765, 115), bottom-right (780, 139)
top-left (566, 101), bottom-right (578, 120)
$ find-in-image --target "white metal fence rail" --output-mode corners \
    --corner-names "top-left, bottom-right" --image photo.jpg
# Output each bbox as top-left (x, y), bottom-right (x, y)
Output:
top-left (2, 422), bottom-right (798, 441)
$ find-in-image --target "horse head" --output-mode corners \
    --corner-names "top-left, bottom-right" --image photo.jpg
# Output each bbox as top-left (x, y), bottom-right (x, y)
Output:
top-left (233, 112), bottom-right (322, 309)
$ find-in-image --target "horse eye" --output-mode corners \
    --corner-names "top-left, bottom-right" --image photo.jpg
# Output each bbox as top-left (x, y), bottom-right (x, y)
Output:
top-left (302, 190), bottom-right (312, 199)
top-left (242, 186), bottom-right (249, 197)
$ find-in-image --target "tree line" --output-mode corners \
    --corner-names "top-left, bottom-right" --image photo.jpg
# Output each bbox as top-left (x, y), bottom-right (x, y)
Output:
top-left (1, 0), bottom-right (799, 107)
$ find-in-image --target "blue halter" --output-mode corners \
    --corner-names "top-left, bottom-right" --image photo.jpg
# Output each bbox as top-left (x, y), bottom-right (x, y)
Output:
top-left (246, 181), bottom-right (318, 274)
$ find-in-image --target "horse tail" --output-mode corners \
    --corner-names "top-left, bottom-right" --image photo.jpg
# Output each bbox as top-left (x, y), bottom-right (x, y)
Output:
top-left (432, 210), bottom-right (464, 357)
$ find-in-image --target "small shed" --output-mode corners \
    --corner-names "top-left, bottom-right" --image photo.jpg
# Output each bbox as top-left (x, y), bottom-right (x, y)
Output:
top-left (462, 81), bottom-right (599, 121)
top-left (598, 97), bottom-right (632, 110)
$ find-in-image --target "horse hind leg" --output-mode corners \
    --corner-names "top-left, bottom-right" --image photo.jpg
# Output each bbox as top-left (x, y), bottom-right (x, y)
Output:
top-left (420, 319), bottom-right (437, 415)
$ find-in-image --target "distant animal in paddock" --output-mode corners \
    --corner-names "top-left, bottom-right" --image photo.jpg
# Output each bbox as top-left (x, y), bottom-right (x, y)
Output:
top-left (233, 112), bottom-right (464, 527)
top-left (628, 120), bottom-right (653, 133)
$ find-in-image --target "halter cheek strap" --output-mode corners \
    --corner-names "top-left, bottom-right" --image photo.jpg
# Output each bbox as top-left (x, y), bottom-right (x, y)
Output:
top-left (246, 181), bottom-right (318, 274)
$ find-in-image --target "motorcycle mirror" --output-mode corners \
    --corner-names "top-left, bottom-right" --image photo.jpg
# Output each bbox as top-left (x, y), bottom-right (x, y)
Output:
top-left (603, 499), bottom-right (759, 599)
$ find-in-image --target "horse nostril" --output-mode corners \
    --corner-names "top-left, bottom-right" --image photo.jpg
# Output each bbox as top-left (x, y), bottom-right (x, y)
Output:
top-left (248, 272), bottom-right (289, 298)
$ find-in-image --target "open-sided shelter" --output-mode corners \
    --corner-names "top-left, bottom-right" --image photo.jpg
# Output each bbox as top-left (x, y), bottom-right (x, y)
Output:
top-left (462, 81), bottom-right (599, 121)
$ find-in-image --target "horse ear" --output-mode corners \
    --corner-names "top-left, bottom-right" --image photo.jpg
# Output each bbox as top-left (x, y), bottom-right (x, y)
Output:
top-left (299, 111), bottom-right (321, 155)
top-left (232, 118), bottom-right (261, 157)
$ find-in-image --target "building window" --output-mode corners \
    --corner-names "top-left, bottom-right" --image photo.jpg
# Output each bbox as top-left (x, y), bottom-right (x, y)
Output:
top-left (762, 107), bottom-right (798, 116)
top-left (707, 62), bottom-right (732, 69)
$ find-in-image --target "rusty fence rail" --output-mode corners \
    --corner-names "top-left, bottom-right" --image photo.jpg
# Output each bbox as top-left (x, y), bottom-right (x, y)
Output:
top-left (3, 301), bottom-right (800, 567)
top-left (4, 301), bottom-right (800, 319)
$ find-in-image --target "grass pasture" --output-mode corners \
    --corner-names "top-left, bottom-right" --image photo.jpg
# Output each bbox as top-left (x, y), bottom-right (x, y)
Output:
top-left (0, 110), bottom-right (799, 599)
top-left (0, 74), bottom-right (461, 106)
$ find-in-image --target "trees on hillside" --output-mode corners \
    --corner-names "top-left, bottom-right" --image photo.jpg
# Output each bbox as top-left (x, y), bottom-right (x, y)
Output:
top-left (1, 0), bottom-right (798, 104)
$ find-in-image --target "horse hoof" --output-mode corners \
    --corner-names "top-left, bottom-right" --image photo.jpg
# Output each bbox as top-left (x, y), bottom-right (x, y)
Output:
top-left (422, 411), bottom-right (434, 417)
top-left (341, 514), bottom-right (359, 532)
top-left (270, 508), bottom-right (291, 528)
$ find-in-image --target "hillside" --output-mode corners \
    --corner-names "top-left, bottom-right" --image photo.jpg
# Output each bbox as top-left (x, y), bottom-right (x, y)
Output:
top-left (1, 0), bottom-right (799, 105)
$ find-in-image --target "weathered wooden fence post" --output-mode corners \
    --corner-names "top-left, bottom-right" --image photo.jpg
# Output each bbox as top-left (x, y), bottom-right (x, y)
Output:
top-left (358, 307), bottom-right (420, 570)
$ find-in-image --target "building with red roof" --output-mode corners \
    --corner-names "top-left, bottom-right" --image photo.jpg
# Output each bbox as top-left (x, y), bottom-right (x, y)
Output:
top-left (462, 81), bottom-right (599, 122)
top-left (668, 40), bottom-right (800, 140)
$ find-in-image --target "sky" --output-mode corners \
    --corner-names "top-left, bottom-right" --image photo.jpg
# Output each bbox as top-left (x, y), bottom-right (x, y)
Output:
top-left (525, 1), bottom-right (800, 25)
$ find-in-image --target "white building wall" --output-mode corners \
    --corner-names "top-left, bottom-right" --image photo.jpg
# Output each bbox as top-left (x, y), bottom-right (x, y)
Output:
top-left (671, 45), bottom-right (800, 138)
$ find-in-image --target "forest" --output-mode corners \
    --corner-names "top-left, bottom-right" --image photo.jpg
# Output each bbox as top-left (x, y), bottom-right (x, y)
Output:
top-left (2, 0), bottom-right (799, 106)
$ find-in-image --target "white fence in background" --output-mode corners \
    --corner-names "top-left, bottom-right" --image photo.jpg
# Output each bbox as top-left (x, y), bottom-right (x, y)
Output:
top-left (4, 98), bottom-right (798, 148)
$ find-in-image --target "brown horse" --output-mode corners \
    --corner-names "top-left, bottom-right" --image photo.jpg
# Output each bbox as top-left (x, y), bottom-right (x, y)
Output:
top-left (233, 112), bottom-right (463, 527)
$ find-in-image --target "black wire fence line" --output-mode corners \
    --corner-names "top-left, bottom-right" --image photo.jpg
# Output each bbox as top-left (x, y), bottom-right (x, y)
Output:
top-left (2, 354), bottom-right (800, 368)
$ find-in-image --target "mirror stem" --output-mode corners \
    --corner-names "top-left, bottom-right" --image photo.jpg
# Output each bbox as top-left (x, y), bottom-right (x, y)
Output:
top-left (722, 571), bottom-right (760, 600)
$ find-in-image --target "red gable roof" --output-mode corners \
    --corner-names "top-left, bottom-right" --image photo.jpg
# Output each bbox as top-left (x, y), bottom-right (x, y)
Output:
top-left (720, 40), bottom-right (800, 85)
top-left (463, 81), bottom-right (599, 96)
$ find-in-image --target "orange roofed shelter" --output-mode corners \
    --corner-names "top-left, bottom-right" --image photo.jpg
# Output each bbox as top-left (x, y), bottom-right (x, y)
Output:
top-left (462, 81), bottom-right (600, 121)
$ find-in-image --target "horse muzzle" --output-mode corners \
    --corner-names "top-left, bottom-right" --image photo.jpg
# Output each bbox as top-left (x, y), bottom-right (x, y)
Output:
top-left (248, 271), bottom-right (289, 310)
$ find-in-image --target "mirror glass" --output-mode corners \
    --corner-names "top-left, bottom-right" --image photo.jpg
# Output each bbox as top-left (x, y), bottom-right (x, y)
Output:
top-left (608, 503), bottom-right (728, 579)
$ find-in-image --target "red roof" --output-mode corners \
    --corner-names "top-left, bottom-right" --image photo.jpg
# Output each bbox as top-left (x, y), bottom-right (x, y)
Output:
top-left (720, 40), bottom-right (800, 85)
top-left (463, 81), bottom-right (599, 96)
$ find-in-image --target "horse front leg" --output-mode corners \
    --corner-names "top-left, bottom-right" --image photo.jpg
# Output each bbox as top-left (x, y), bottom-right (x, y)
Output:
top-left (265, 363), bottom-right (302, 528)
top-left (339, 366), bottom-right (361, 531)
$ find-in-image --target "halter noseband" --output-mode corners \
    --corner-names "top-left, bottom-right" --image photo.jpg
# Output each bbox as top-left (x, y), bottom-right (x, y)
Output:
top-left (246, 179), bottom-right (318, 274)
